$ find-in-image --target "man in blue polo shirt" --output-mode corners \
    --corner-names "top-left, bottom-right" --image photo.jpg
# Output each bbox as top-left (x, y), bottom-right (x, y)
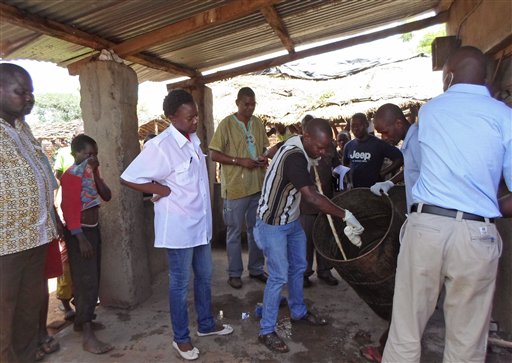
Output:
top-left (383, 46), bottom-right (512, 363)
top-left (343, 113), bottom-right (403, 188)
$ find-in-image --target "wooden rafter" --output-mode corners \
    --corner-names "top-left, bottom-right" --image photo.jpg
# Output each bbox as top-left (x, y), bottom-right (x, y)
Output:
top-left (0, 33), bottom-right (41, 58)
top-left (110, 0), bottom-right (283, 57)
top-left (260, 5), bottom-right (295, 54)
top-left (436, 0), bottom-right (455, 13)
top-left (169, 12), bottom-right (449, 89)
top-left (0, 2), bottom-right (197, 77)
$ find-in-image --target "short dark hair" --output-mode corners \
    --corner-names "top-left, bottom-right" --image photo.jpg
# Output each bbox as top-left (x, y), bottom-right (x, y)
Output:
top-left (304, 118), bottom-right (332, 138)
top-left (163, 89), bottom-right (194, 117)
top-left (237, 87), bottom-right (255, 100)
top-left (0, 63), bottom-right (31, 87)
top-left (71, 134), bottom-right (97, 154)
top-left (375, 103), bottom-right (407, 124)
top-left (351, 112), bottom-right (368, 125)
top-left (337, 131), bottom-right (351, 142)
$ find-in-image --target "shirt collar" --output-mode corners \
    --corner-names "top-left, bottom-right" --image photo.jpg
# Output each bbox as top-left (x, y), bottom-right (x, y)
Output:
top-left (402, 123), bottom-right (418, 149)
top-left (446, 83), bottom-right (491, 97)
top-left (169, 124), bottom-right (192, 149)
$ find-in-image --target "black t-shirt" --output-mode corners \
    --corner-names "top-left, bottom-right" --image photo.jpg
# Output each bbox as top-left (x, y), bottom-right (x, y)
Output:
top-left (343, 135), bottom-right (402, 187)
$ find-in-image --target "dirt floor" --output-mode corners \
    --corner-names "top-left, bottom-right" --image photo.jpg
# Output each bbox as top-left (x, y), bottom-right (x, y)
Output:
top-left (45, 247), bottom-right (511, 363)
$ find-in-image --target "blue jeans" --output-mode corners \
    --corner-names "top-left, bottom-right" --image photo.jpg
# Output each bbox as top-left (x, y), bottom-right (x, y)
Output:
top-left (167, 243), bottom-right (215, 343)
top-left (254, 219), bottom-right (308, 335)
top-left (223, 193), bottom-right (264, 277)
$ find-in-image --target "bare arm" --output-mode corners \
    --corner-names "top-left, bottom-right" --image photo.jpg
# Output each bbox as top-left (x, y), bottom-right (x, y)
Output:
top-left (299, 185), bottom-right (346, 219)
top-left (93, 169), bottom-right (112, 201)
top-left (263, 141), bottom-right (284, 159)
top-left (210, 149), bottom-right (265, 170)
top-left (87, 156), bottom-right (112, 201)
top-left (120, 178), bottom-right (171, 197)
top-left (499, 193), bottom-right (512, 218)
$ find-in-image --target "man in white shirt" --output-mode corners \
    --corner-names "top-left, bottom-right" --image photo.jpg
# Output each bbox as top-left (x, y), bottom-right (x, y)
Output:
top-left (121, 89), bottom-right (233, 361)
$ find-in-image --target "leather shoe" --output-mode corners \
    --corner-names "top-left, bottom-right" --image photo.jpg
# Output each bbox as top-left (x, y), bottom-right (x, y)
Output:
top-left (291, 311), bottom-right (327, 326)
top-left (249, 272), bottom-right (268, 283)
top-left (303, 276), bottom-right (312, 288)
top-left (227, 277), bottom-right (242, 289)
top-left (318, 273), bottom-right (338, 286)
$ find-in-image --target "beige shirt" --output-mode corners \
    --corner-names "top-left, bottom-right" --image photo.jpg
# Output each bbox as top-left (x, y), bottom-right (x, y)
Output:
top-left (0, 118), bottom-right (57, 255)
top-left (209, 114), bottom-right (269, 200)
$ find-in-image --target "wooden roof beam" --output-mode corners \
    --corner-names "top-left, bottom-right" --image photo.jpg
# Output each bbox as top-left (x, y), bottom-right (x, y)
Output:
top-left (169, 12), bottom-right (449, 89)
top-left (0, 3), bottom-right (197, 77)
top-left (260, 5), bottom-right (295, 54)
top-left (112, 0), bottom-right (283, 57)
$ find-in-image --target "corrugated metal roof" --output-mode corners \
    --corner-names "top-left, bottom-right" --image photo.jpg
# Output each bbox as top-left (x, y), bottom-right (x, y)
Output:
top-left (0, 0), bottom-right (443, 83)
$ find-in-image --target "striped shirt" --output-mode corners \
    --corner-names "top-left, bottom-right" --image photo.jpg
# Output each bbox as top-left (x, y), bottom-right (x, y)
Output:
top-left (257, 136), bottom-right (314, 225)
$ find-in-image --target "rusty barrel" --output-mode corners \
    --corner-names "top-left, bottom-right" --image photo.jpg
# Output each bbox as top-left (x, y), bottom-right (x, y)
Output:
top-left (312, 187), bottom-right (406, 321)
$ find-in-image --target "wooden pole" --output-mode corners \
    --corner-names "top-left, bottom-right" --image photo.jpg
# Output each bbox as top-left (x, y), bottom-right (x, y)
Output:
top-left (313, 166), bottom-right (347, 260)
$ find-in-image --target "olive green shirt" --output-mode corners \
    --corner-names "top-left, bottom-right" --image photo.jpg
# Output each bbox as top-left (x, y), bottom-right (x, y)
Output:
top-left (209, 114), bottom-right (269, 200)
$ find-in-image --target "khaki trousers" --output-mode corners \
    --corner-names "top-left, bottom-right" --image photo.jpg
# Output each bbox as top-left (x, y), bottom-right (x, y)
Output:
top-left (382, 210), bottom-right (501, 363)
top-left (0, 244), bottom-right (48, 363)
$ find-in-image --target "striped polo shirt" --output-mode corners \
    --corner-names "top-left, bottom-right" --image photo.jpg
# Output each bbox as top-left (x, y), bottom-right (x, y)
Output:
top-left (257, 137), bottom-right (314, 225)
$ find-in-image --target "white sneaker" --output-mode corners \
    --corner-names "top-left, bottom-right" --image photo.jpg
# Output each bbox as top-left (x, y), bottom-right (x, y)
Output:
top-left (197, 324), bottom-right (234, 337)
top-left (172, 341), bottom-right (199, 361)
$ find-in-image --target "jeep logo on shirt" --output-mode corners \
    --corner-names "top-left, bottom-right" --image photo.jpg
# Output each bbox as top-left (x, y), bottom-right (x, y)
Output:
top-left (349, 150), bottom-right (371, 161)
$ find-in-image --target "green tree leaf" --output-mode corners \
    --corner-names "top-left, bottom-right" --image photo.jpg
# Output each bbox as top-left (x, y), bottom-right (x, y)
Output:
top-left (33, 93), bottom-right (81, 122)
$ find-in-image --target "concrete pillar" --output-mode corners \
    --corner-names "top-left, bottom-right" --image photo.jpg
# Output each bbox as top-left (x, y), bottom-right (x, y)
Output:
top-left (181, 85), bottom-right (226, 245)
top-left (79, 61), bottom-right (151, 307)
top-left (182, 85), bottom-right (215, 175)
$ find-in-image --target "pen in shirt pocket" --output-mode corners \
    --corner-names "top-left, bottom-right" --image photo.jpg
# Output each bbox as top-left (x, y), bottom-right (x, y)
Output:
top-left (189, 157), bottom-right (193, 164)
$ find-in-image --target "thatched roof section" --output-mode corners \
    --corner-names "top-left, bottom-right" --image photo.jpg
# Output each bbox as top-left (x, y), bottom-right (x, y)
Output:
top-left (209, 54), bottom-right (441, 126)
top-left (138, 117), bottom-right (170, 140)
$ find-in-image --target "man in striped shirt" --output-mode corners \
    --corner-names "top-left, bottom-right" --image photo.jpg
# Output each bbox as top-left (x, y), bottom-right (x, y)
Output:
top-left (254, 118), bottom-right (363, 353)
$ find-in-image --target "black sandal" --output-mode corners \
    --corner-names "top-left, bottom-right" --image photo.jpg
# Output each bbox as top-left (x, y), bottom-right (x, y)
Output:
top-left (258, 332), bottom-right (289, 353)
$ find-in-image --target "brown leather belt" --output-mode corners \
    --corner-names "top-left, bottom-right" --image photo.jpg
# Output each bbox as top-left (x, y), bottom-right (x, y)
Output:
top-left (411, 204), bottom-right (495, 223)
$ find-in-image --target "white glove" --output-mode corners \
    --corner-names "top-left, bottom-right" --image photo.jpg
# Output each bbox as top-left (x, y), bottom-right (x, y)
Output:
top-left (370, 180), bottom-right (394, 196)
top-left (344, 226), bottom-right (362, 247)
top-left (343, 210), bottom-right (364, 235)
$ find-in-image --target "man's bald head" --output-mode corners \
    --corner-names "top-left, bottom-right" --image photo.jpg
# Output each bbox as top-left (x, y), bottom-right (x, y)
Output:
top-left (0, 63), bottom-right (34, 124)
top-left (375, 103), bottom-right (407, 126)
top-left (0, 63), bottom-right (31, 86)
top-left (443, 46), bottom-right (487, 91)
